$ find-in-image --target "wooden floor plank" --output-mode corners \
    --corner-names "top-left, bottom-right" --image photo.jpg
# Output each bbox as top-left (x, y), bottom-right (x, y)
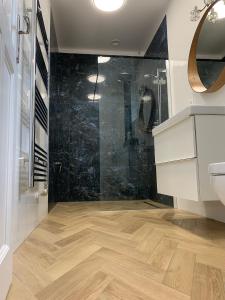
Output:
top-left (64, 271), bottom-right (112, 300)
top-left (47, 244), bottom-right (101, 280)
top-left (101, 279), bottom-right (152, 300)
top-left (6, 276), bottom-right (38, 300)
top-left (36, 255), bottom-right (105, 300)
top-left (191, 263), bottom-right (225, 300)
top-left (163, 248), bottom-right (196, 296)
top-left (147, 238), bottom-right (178, 273)
top-left (137, 228), bottom-right (164, 254)
top-left (102, 260), bottom-right (190, 300)
top-left (6, 200), bottom-right (225, 300)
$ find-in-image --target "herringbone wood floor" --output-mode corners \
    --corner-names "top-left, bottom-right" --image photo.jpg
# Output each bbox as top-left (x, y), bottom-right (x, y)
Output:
top-left (7, 201), bottom-right (225, 300)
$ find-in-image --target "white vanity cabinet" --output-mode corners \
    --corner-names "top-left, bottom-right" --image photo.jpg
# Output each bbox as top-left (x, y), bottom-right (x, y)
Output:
top-left (153, 106), bottom-right (225, 201)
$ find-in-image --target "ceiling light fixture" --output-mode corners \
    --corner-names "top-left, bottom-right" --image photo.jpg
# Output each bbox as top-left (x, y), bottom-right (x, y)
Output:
top-left (190, 0), bottom-right (225, 22)
top-left (93, 0), bottom-right (125, 12)
top-left (98, 56), bottom-right (111, 64)
top-left (213, 0), bottom-right (225, 19)
top-left (87, 74), bottom-right (105, 83)
top-left (88, 94), bottom-right (102, 101)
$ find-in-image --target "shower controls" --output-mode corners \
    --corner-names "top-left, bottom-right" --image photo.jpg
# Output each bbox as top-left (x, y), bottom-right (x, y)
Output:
top-left (54, 162), bottom-right (62, 174)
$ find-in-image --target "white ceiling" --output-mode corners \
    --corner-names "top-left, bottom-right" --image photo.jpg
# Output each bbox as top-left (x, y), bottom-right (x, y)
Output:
top-left (51, 0), bottom-right (169, 56)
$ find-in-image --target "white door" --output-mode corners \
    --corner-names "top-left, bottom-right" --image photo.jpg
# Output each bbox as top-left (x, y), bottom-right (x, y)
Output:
top-left (0, 0), bottom-right (35, 298)
top-left (0, 0), bottom-right (18, 299)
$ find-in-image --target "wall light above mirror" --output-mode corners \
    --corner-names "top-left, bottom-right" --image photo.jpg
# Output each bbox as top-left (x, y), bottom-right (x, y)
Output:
top-left (188, 0), bottom-right (225, 93)
top-left (190, 0), bottom-right (225, 22)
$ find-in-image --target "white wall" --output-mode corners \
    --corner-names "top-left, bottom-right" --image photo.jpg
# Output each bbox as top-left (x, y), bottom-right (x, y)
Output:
top-left (12, 0), bottom-right (50, 250)
top-left (166, 0), bottom-right (225, 222)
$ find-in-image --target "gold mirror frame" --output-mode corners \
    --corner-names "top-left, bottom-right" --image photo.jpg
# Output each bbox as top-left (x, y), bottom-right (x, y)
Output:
top-left (188, 0), bottom-right (225, 93)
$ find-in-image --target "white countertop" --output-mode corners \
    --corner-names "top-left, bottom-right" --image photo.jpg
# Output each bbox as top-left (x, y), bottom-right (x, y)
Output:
top-left (152, 105), bottom-right (225, 136)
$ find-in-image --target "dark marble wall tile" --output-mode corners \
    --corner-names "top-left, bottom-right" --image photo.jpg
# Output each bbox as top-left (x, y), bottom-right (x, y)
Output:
top-left (49, 53), bottom-right (172, 206)
top-left (97, 57), bottom-right (168, 201)
top-left (145, 16), bottom-right (168, 60)
top-left (49, 54), bottom-right (100, 202)
top-left (144, 16), bottom-right (173, 207)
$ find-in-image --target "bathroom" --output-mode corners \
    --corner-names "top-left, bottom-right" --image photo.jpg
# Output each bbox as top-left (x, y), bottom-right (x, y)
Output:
top-left (1, 0), bottom-right (225, 299)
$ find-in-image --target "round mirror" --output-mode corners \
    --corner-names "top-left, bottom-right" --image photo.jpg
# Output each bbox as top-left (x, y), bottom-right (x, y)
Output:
top-left (188, 0), bottom-right (225, 93)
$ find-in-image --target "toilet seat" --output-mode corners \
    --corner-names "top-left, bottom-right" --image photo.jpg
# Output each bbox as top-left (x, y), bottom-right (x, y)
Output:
top-left (210, 173), bottom-right (225, 176)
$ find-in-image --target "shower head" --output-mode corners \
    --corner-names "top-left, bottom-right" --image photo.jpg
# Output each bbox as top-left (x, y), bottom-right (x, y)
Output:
top-left (158, 69), bottom-right (167, 73)
top-left (144, 73), bottom-right (158, 79)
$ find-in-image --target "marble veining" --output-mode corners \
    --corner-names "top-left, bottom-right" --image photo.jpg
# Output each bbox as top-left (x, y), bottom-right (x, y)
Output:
top-left (145, 16), bottom-right (168, 59)
top-left (49, 53), bottom-right (172, 206)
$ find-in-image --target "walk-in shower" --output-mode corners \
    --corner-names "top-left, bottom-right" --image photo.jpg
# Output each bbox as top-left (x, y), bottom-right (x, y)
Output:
top-left (49, 54), bottom-right (171, 203)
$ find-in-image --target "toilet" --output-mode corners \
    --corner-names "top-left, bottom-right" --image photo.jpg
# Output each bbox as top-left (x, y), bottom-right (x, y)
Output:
top-left (209, 162), bottom-right (225, 205)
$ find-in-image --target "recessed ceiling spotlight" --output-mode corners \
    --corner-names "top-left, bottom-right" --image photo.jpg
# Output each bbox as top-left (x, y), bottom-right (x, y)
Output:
top-left (88, 94), bottom-right (102, 101)
top-left (98, 56), bottom-right (111, 64)
top-left (111, 39), bottom-right (120, 47)
top-left (87, 74), bottom-right (105, 83)
top-left (93, 0), bottom-right (126, 12)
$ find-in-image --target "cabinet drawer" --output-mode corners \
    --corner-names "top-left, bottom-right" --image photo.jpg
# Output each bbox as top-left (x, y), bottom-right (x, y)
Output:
top-left (154, 117), bottom-right (196, 164)
top-left (156, 159), bottom-right (199, 201)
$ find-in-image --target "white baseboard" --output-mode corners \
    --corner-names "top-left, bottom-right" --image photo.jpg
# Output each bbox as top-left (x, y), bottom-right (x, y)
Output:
top-left (0, 245), bottom-right (12, 300)
top-left (177, 198), bottom-right (225, 223)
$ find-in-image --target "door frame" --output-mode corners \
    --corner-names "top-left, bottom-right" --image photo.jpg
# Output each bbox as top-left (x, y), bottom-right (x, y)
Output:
top-left (0, 0), bottom-right (20, 298)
